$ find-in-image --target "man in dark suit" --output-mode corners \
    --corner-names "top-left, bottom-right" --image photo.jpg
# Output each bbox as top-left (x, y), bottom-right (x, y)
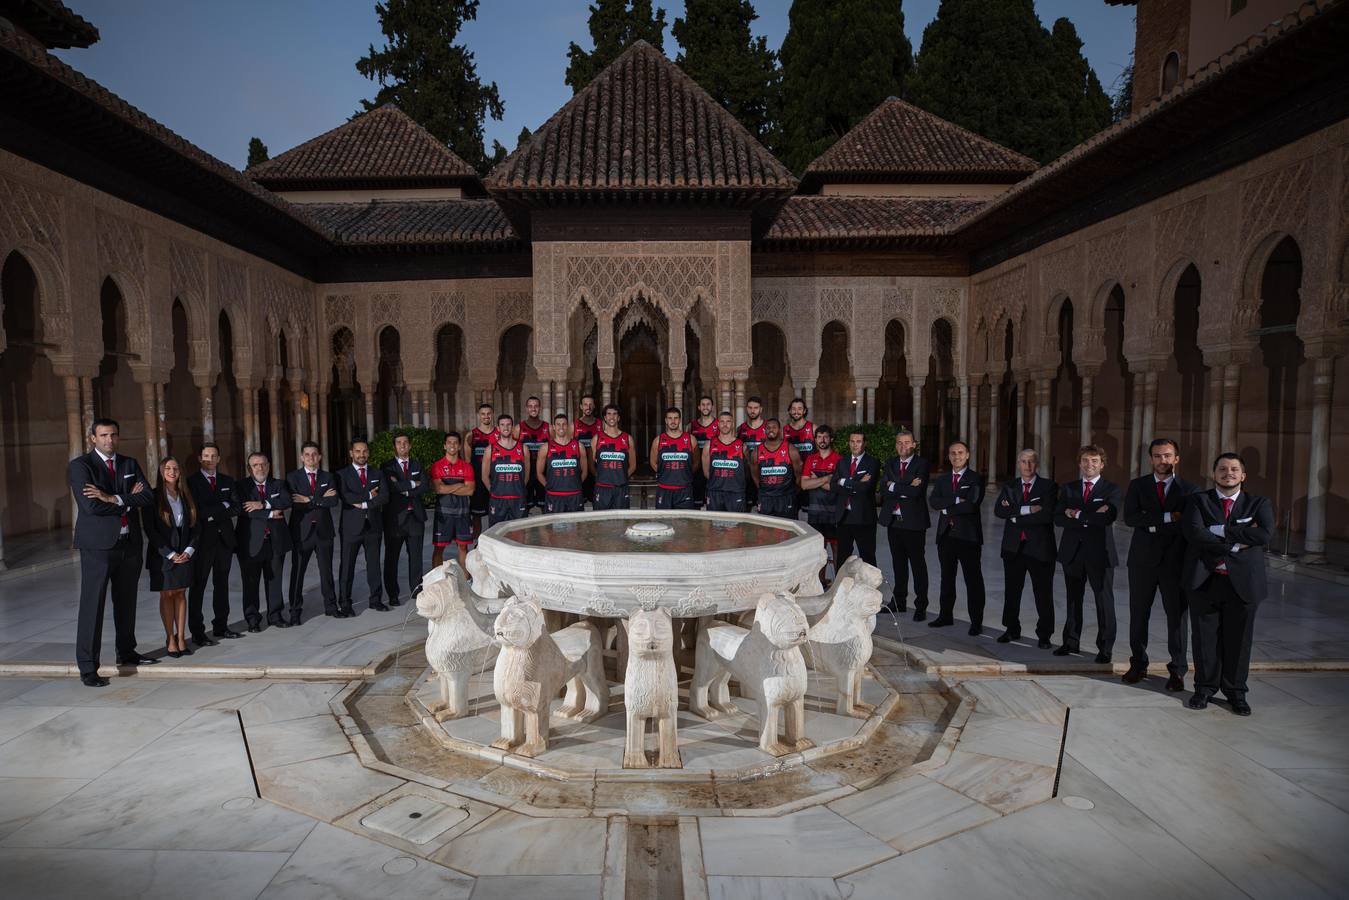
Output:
top-left (337, 437), bottom-right (388, 614)
top-left (286, 441), bottom-right (339, 623)
top-left (878, 428), bottom-right (930, 620)
top-left (829, 428), bottom-right (879, 567)
top-left (1123, 438), bottom-right (1198, 690)
top-left (993, 449), bottom-right (1057, 648)
top-left (237, 452), bottom-right (292, 631)
top-left (927, 441), bottom-right (986, 635)
top-left (186, 442), bottom-right (241, 644)
top-left (1054, 444), bottom-right (1122, 663)
top-left (68, 418), bottom-right (158, 686)
top-left (381, 431), bottom-right (426, 607)
top-left (1182, 453), bottom-right (1272, 716)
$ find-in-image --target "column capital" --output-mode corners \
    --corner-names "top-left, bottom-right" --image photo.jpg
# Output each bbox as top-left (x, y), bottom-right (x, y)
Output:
top-left (1200, 344), bottom-right (1254, 369)
top-left (130, 364), bottom-right (173, 385)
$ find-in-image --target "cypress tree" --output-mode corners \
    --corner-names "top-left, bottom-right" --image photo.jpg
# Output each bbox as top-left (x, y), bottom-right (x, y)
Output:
top-left (778, 0), bottom-right (913, 174)
top-left (672, 0), bottom-right (781, 150)
top-left (566, 0), bottom-right (667, 93)
top-left (246, 137), bottom-right (269, 168)
top-left (1046, 18), bottom-right (1112, 153)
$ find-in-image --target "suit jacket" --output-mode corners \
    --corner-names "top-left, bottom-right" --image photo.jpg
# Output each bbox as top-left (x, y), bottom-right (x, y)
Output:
top-left (1182, 489), bottom-right (1273, 605)
top-left (235, 477), bottom-right (293, 558)
top-left (829, 454), bottom-right (880, 526)
top-left (993, 476), bottom-right (1058, 562)
top-left (142, 498), bottom-right (203, 560)
top-left (928, 469), bottom-right (986, 544)
top-left (337, 464), bottom-right (387, 540)
top-left (187, 470), bottom-right (239, 550)
top-left (381, 457), bottom-right (427, 528)
top-left (878, 455), bottom-right (931, 531)
top-left (69, 451), bottom-right (154, 551)
top-left (286, 468), bottom-right (337, 542)
top-left (1055, 478), bottom-right (1121, 571)
top-left (1123, 474), bottom-right (1198, 570)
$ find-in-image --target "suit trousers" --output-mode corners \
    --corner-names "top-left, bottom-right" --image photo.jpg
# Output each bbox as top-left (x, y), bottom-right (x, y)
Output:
top-left (289, 531), bottom-right (336, 615)
top-left (885, 527), bottom-right (928, 611)
top-left (1062, 565), bottom-right (1117, 655)
top-left (1002, 549), bottom-right (1055, 640)
top-left (836, 522), bottom-right (877, 569)
top-left (1128, 563), bottom-right (1188, 674)
top-left (339, 525), bottom-right (383, 609)
top-left (383, 518), bottom-right (426, 601)
top-left (1190, 575), bottom-right (1258, 700)
top-left (937, 536), bottom-right (984, 627)
top-left (76, 540), bottom-right (141, 675)
top-left (189, 539), bottom-right (234, 637)
top-left (240, 539), bottom-right (286, 626)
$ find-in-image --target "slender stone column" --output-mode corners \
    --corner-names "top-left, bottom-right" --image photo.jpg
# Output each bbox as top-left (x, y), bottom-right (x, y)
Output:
top-left (63, 376), bottom-right (83, 462)
top-left (363, 388), bottom-right (375, 440)
top-left (672, 378), bottom-right (684, 416)
top-left (987, 384), bottom-right (1000, 481)
top-left (1303, 354), bottom-right (1337, 563)
top-left (154, 382), bottom-right (168, 462)
top-left (81, 376), bottom-right (94, 441)
top-left (600, 370), bottom-right (613, 406)
top-left (734, 379), bottom-right (746, 425)
top-left (968, 382), bottom-right (980, 472)
top-left (1079, 373), bottom-right (1094, 446)
top-left (294, 392), bottom-right (307, 461)
top-left (958, 380), bottom-right (970, 441)
top-left (137, 381), bottom-right (159, 473)
top-left (1220, 364), bottom-right (1240, 452)
top-left (1015, 380), bottom-right (1028, 453)
top-left (1128, 380), bottom-right (1143, 478)
top-left (317, 387), bottom-right (330, 458)
top-left (1141, 371), bottom-right (1159, 459)
top-left (267, 379), bottom-right (282, 468)
top-left (911, 380), bottom-right (924, 445)
top-left (1035, 378), bottom-right (1052, 476)
top-left (1205, 366), bottom-right (1222, 469)
top-left (200, 386), bottom-right (215, 441)
top-left (803, 382), bottom-right (815, 418)
top-left (854, 387), bottom-right (864, 424)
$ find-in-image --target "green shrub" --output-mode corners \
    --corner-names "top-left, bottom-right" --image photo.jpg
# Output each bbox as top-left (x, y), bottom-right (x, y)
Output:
top-left (829, 422), bottom-right (906, 462)
top-left (369, 425), bottom-right (447, 508)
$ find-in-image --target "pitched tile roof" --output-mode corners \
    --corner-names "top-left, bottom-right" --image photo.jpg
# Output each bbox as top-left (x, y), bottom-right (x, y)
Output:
top-left (759, 195), bottom-right (985, 248)
top-left (246, 104), bottom-right (481, 191)
top-left (486, 41), bottom-right (796, 202)
top-left (6, 0), bottom-right (99, 48)
top-left (304, 200), bottom-right (519, 250)
top-left (802, 98), bottom-right (1038, 190)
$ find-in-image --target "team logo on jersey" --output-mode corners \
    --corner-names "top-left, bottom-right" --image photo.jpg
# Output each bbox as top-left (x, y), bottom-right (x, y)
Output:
top-left (494, 463), bottom-right (524, 474)
top-left (598, 450), bottom-right (627, 463)
top-left (661, 451), bottom-right (689, 463)
top-left (760, 465), bottom-right (789, 477)
top-left (550, 458), bottom-right (579, 469)
top-left (711, 459), bottom-right (740, 470)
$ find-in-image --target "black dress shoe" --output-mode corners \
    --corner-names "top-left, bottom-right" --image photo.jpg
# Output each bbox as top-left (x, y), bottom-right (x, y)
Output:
top-left (1037, 639), bottom-right (1053, 650)
top-left (997, 631), bottom-right (1020, 644)
top-left (967, 625), bottom-right (983, 637)
top-left (180, 645), bottom-right (193, 656)
top-left (246, 623), bottom-right (261, 633)
top-left (213, 629), bottom-right (243, 639)
top-left (271, 619), bottom-right (291, 629)
top-left (80, 674), bottom-right (111, 687)
top-left (117, 654), bottom-right (159, 666)
top-left (1122, 667), bottom-right (1146, 684)
top-left (913, 610), bottom-right (927, 622)
top-left (288, 612), bottom-right (303, 626)
top-left (1187, 692), bottom-right (1210, 710)
top-left (388, 598), bottom-right (401, 608)
top-left (927, 617), bottom-right (954, 628)
top-left (337, 608), bottom-right (353, 618)
top-left (167, 649), bottom-right (182, 659)
top-left (1165, 674), bottom-right (1185, 692)
top-left (193, 635), bottom-right (218, 647)
top-left (896, 601), bottom-right (908, 612)
top-left (324, 610), bottom-right (339, 618)
top-left (1053, 645), bottom-right (1076, 657)
top-left (1094, 653), bottom-right (1111, 664)
top-left (1229, 698), bottom-right (1252, 716)
top-left (370, 602), bottom-right (390, 612)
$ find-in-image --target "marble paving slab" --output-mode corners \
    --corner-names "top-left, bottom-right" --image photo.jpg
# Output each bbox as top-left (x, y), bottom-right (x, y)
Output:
top-left (245, 713), bottom-right (353, 769)
top-left (0, 776), bottom-right (89, 840)
top-left (698, 806), bottom-right (896, 878)
top-left (0, 847), bottom-right (290, 900)
top-left (468, 875), bottom-right (604, 899)
top-left (431, 808), bottom-right (607, 876)
top-left (257, 751), bottom-right (404, 823)
top-left (1271, 767), bottom-right (1349, 815)
top-left (258, 822), bottom-right (473, 899)
top-left (0, 704), bottom-right (67, 744)
top-left (1252, 674), bottom-right (1349, 707)
top-left (957, 679), bottom-right (1067, 725)
top-left (926, 749), bottom-right (1056, 814)
top-left (828, 771), bottom-right (1000, 851)
top-left (238, 682), bottom-right (348, 725)
top-left (1165, 703), bottom-right (1349, 770)
top-left (953, 712), bottom-right (1063, 768)
top-left (0, 705), bottom-right (194, 778)
top-left (706, 875), bottom-right (846, 899)
top-left (1032, 674), bottom-right (1185, 709)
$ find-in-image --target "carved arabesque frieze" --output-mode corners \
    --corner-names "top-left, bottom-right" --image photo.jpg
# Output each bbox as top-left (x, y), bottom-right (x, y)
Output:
top-left (371, 291), bottom-right (401, 330)
top-left (1153, 198), bottom-right (1206, 268)
top-left (431, 291), bottom-right (467, 328)
top-left (1240, 158), bottom-right (1312, 250)
top-left (751, 289), bottom-right (788, 329)
top-left (566, 254), bottom-right (715, 317)
top-left (325, 293), bottom-right (355, 329)
top-left (496, 290), bottom-right (532, 334)
top-left (1038, 244), bottom-right (1080, 302)
top-left (0, 176), bottom-right (65, 287)
top-left (1086, 228), bottom-right (1127, 292)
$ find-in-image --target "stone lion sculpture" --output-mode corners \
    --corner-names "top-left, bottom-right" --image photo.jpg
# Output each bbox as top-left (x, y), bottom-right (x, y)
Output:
top-left (690, 593), bottom-right (814, 757)
top-left (490, 595), bottom-right (609, 758)
top-left (416, 561), bottom-right (499, 722)
top-left (465, 548), bottom-right (507, 598)
top-left (798, 556), bottom-right (885, 624)
top-left (622, 607), bottom-right (680, 768)
top-left (806, 575), bottom-right (884, 717)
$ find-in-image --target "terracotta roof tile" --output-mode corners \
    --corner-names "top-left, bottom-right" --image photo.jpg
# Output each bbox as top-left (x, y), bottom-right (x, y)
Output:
top-left (760, 195), bottom-right (984, 247)
top-left (7, 0), bottom-right (99, 48)
top-left (304, 199), bottom-right (518, 249)
top-left (802, 99), bottom-right (1038, 189)
top-left (246, 105), bottom-right (481, 190)
top-left (486, 41), bottom-right (796, 200)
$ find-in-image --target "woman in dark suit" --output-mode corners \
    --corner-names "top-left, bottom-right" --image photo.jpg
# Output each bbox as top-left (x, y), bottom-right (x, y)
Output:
top-left (143, 456), bottom-right (202, 658)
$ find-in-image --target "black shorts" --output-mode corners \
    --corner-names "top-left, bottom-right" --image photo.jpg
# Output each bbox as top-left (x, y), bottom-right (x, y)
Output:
top-left (526, 471), bottom-right (545, 509)
top-left (758, 493), bottom-right (796, 518)
top-left (545, 493), bottom-right (583, 514)
top-left (656, 485), bottom-right (694, 510)
top-left (433, 511), bottom-right (473, 547)
top-left (809, 521), bottom-right (838, 542)
top-left (593, 484), bottom-right (630, 510)
top-left (470, 480), bottom-right (490, 517)
top-left (488, 497), bottom-right (527, 525)
top-left (705, 491), bottom-right (746, 513)
top-left (692, 467), bottom-right (707, 504)
top-left (582, 473), bottom-right (596, 503)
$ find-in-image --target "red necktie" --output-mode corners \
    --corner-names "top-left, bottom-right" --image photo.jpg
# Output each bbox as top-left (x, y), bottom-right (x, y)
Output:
top-left (108, 457), bottom-right (127, 529)
top-left (208, 473), bottom-right (216, 492)
top-left (402, 460), bottom-right (412, 510)
top-left (1222, 497), bottom-right (1234, 520)
top-left (309, 472), bottom-right (317, 493)
top-left (898, 460), bottom-right (907, 480)
top-left (850, 457), bottom-right (859, 477)
top-left (359, 466), bottom-right (367, 487)
top-left (1021, 481), bottom-right (1030, 541)
top-left (1156, 479), bottom-right (1166, 505)
top-left (258, 482), bottom-right (269, 536)
top-left (953, 473), bottom-right (960, 495)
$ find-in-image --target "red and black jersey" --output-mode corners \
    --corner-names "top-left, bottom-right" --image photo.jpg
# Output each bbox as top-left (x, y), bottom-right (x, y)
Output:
top-left (656, 431), bottom-right (695, 491)
top-left (573, 417), bottom-right (599, 452)
top-left (470, 426), bottom-right (496, 465)
top-left (431, 457), bottom-right (474, 516)
top-left (784, 420), bottom-right (816, 459)
top-left (544, 440), bottom-right (583, 496)
top-left (706, 437), bottom-right (746, 494)
top-left (802, 451), bottom-right (842, 521)
top-left (689, 418), bottom-right (718, 450)
top-left (518, 419), bottom-right (549, 454)
top-left (757, 441), bottom-right (795, 497)
top-left (594, 431), bottom-right (631, 486)
top-left (488, 442), bottom-right (527, 499)
top-left (737, 421), bottom-right (767, 456)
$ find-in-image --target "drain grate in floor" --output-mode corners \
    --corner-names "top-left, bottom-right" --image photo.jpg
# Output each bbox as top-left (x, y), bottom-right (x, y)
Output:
top-left (360, 795), bottom-right (470, 844)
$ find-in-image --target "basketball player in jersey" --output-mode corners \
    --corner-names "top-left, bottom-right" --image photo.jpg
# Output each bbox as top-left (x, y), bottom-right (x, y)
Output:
top-left (539, 413), bottom-right (587, 514)
top-left (651, 407), bottom-right (698, 510)
top-left (468, 403), bottom-right (495, 535)
top-left (431, 431), bottom-right (475, 570)
top-left (592, 403), bottom-right (635, 510)
top-left (738, 396), bottom-right (767, 509)
top-left (574, 394), bottom-right (599, 505)
top-left (702, 411), bottom-right (748, 512)
top-left (800, 424), bottom-right (841, 586)
top-left (689, 394), bottom-right (717, 505)
top-left (751, 419), bottom-right (802, 518)
top-left (784, 398), bottom-right (815, 514)
top-left (516, 396), bottom-right (548, 512)
top-left (482, 414), bottom-right (528, 525)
